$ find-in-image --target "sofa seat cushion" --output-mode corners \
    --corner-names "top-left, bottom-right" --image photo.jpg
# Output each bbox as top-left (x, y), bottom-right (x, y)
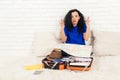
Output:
top-left (93, 30), bottom-right (120, 56)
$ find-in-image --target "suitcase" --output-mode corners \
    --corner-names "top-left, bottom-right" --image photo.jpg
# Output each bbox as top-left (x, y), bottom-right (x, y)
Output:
top-left (42, 58), bottom-right (66, 70)
top-left (66, 57), bottom-right (93, 71)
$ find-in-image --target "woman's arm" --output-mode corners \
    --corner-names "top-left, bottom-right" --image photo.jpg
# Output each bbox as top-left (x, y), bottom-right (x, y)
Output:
top-left (60, 20), bottom-right (67, 43)
top-left (84, 17), bottom-right (90, 41)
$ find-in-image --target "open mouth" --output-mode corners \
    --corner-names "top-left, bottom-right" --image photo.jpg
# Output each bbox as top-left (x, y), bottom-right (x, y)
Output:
top-left (73, 20), bottom-right (76, 23)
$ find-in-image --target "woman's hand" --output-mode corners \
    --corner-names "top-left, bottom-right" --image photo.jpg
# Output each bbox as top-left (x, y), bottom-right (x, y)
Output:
top-left (86, 17), bottom-right (90, 27)
top-left (60, 19), bottom-right (65, 29)
top-left (59, 19), bottom-right (67, 43)
top-left (84, 17), bottom-right (90, 41)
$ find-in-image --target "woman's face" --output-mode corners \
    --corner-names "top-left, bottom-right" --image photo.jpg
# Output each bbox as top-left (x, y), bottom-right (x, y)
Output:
top-left (71, 11), bottom-right (80, 26)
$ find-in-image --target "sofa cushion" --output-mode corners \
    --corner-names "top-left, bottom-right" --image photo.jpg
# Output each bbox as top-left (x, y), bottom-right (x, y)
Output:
top-left (93, 30), bottom-right (120, 56)
top-left (32, 31), bottom-right (61, 56)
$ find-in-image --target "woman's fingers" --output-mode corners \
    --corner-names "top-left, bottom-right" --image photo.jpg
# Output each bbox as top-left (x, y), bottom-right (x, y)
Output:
top-left (86, 17), bottom-right (90, 27)
top-left (86, 17), bottom-right (90, 22)
top-left (60, 19), bottom-right (65, 28)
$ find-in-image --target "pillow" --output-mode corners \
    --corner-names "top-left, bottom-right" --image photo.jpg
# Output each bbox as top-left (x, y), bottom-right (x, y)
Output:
top-left (32, 31), bottom-right (61, 56)
top-left (93, 30), bottom-right (120, 56)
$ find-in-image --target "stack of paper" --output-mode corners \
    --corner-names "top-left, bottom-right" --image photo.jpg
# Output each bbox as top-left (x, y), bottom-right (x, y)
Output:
top-left (69, 57), bottom-right (92, 66)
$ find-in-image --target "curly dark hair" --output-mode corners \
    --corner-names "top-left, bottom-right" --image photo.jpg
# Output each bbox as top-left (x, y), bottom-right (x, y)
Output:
top-left (64, 9), bottom-right (85, 33)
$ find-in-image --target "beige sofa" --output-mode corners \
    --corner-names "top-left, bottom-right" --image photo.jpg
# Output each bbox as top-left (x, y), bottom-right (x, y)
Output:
top-left (33, 29), bottom-right (120, 57)
top-left (0, 29), bottom-right (120, 80)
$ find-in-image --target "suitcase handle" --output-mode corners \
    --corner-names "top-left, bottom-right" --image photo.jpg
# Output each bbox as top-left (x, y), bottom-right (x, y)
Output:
top-left (44, 61), bottom-right (58, 69)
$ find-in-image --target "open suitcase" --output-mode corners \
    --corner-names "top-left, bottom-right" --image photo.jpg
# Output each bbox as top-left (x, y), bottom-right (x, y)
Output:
top-left (42, 47), bottom-right (93, 71)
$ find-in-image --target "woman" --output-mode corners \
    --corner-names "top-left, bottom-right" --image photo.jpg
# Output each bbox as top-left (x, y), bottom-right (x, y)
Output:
top-left (60, 9), bottom-right (90, 45)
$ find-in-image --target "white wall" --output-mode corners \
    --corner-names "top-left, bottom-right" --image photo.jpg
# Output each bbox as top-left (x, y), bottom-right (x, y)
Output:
top-left (0, 0), bottom-right (120, 55)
